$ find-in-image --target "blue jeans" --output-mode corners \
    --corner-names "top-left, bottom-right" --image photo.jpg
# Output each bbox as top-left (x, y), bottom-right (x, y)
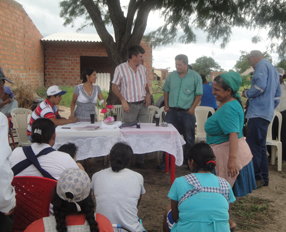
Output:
top-left (165, 109), bottom-right (196, 162)
top-left (246, 117), bottom-right (270, 183)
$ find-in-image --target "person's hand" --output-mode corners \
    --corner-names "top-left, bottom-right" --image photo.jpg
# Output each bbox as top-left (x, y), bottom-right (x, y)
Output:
top-left (122, 100), bottom-right (130, 113)
top-left (164, 105), bottom-right (170, 112)
top-left (144, 93), bottom-right (151, 107)
top-left (4, 207), bottom-right (15, 216)
top-left (188, 107), bottom-right (195, 115)
top-left (228, 158), bottom-right (238, 178)
top-left (69, 116), bottom-right (78, 123)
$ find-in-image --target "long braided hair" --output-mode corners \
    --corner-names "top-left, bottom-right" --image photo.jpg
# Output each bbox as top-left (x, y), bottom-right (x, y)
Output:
top-left (52, 190), bottom-right (99, 232)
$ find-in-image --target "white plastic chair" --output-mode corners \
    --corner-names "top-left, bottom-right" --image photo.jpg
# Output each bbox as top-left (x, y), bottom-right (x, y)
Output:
top-left (112, 224), bottom-right (132, 232)
top-left (194, 106), bottom-right (215, 143)
top-left (266, 110), bottom-right (282, 171)
top-left (113, 105), bottom-right (123, 121)
top-left (148, 105), bottom-right (160, 123)
top-left (11, 108), bottom-right (32, 147)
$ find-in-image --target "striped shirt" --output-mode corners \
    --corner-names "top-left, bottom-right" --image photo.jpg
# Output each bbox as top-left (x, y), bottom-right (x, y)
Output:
top-left (27, 99), bottom-right (58, 135)
top-left (112, 61), bottom-right (148, 103)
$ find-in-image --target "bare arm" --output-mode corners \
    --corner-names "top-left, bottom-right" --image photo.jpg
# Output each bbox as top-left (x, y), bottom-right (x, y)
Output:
top-left (50, 116), bottom-right (77, 126)
top-left (144, 84), bottom-right (151, 107)
top-left (171, 200), bottom-right (179, 222)
top-left (0, 96), bottom-right (12, 108)
top-left (228, 132), bottom-right (238, 178)
top-left (188, 95), bottom-right (202, 115)
top-left (112, 83), bottom-right (129, 113)
top-left (164, 92), bottom-right (170, 112)
top-left (70, 92), bottom-right (78, 117)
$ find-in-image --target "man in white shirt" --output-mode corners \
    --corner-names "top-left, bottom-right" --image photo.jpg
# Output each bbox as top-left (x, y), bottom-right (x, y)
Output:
top-left (0, 66), bottom-right (16, 232)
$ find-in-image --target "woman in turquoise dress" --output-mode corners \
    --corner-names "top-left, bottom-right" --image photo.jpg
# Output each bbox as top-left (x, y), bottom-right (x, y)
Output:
top-left (70, 68), bottom-right (105, 122)
top-left (163, 143), bottom-right (236, 232)
top-left (204, 72), bottom-right (256, 230)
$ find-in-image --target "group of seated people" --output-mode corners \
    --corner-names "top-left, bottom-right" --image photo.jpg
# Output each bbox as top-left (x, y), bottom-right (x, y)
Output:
top-left (4, 115), bottom-right (237, 232)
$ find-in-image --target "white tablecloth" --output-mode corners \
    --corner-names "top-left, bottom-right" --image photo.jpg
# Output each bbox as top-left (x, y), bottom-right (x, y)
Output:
top-left (54, 122), bottom-right (185, 166)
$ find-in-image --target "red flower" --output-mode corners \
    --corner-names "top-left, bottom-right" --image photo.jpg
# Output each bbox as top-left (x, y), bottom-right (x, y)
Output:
top-left (106, 105), bottom-right (114, 109)
top-left (100, 108), bottom-right (108, 113)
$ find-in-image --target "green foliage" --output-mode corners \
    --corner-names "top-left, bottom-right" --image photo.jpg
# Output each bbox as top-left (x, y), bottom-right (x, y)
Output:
top-left (191, 56), bottom-right (221, 75)
top-left (35, 87), bottom-right (47, 99)
top-left (59, 86), bottom-right (75, 107)
top-left (276, 60), bottom-right (286, 71)
top-left (234, 51), bottom-right (273, 73)
top-left (152, 80), bottom-right (165, 94)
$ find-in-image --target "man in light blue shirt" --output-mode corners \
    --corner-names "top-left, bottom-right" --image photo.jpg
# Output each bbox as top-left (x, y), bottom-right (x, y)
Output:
top-left (243, 50), bottom-right (281, 188)
top-left (163, 54), bottom-right (203, 163)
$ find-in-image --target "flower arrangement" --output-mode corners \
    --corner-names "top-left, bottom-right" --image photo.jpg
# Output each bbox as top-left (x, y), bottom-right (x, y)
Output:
top-left (100, 105), bottom-right (117, 122)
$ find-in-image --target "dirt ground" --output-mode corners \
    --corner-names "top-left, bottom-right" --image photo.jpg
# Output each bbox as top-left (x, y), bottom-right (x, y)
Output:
top-left (58, 106), bottom-right (286, 232)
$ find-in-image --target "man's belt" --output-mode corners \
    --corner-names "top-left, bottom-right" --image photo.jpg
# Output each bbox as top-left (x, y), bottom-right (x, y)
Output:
top-left (128, 100), bottom-right (144, 105)
top-left (170, 107), bottom-right (188, 111)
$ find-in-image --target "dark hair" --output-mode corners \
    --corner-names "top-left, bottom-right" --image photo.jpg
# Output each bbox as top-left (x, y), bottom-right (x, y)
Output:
top-left (109, 142), bottom-right (133, 172)
top-left (31, 118), bottom-right (55, 144)
top-left (52, 190), bottom-right (99, 232)
top-left (201, 74), bottom-right (207, 83)
top-left (81, 68), bottom-right (95, 83)
top-left (214, 75), bottom-right (243, 108)
top-left (58, 143), bottom-right (78, 159)
top-left (128, 45), bottom-right (145, 59)
top-left (188, 64), bottom-right (193, 70)
top-left (175, 54), bottom-right (188, 64)
top-left (187, 143), bottom-right (216, 172)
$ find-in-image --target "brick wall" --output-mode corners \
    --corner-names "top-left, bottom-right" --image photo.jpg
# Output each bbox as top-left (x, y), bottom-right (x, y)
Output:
top-left (0, 0), bottom-right (44, 88)
top-left (44, 39), bottom-right (153, 89)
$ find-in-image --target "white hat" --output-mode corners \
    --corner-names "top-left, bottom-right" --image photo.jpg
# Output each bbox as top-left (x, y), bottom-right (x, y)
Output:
top-left (46, 85), bottom-right (66, 96)
top-left (277, 67), bottom-right (285, 76)
top-left (56, 168), bottom-right (91, 212)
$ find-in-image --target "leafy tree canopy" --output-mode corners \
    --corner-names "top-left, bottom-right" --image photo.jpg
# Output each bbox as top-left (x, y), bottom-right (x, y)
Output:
top-left (234, 51), bottom-right (272, 74)
top-left (276, 59), bottom-right (286, 71)
top-left (191, 56), bottom-right (221, 75)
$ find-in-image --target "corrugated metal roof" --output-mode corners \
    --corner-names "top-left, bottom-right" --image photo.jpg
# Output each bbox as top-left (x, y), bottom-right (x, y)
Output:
top-left (41, 33), bottom-right (101, 42)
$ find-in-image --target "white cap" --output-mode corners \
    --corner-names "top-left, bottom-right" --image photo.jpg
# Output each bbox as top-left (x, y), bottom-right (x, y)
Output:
top-left (46, 85), bottom-right (67, 96)
top-left (277, 67), bottom-right (285, 76)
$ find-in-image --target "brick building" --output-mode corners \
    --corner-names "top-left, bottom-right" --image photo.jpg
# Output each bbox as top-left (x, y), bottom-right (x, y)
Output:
top-left (42, 33), bottom-right (153, 88)
top-left (1, 0), bottom-right (153, 90)
top-left (0, 0), bottom-right (44, 88)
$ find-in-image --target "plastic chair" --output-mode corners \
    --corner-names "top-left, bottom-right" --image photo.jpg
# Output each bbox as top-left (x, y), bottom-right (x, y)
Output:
top-left (112, 224), bottom-right (132, 232)
top-left (113, 105), bottom-right (123, 121)
top-left (8, 117), bottom-right (16, 149)
top-left (266, 110), bottom-right (282, 171)
top-left (11, 176), bottom-right (57, 232)
top-left (11, 108), bottom-right (32, 147)
top-left (194, 106), bottom-right (215, 143)
top-left (148, 105), bottom-right (160, 123)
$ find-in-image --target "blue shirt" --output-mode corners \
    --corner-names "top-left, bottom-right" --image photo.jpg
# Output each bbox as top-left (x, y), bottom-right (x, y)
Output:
top-left (162, 69), bottom-right (203, 109)
top-left (201, 82), bottom-right (218, 109)
top-left (205, 100), bottom-right (244, 145)
top-left (245, 59), bottom-right (281, 122)
top-left (168, 173), bottom-right (235, 232)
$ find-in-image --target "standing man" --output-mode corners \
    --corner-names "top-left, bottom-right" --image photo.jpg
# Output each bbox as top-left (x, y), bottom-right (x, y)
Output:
top-left (112, 45), bottom-right (151, 168)
top-left (27, 85), bottom-right (77, 137)
top-left (163, 54), bottom-right (203, 163)
top-left (243, 50), bottom-right (281, 188)
top-left (0, 66), bottom-right (16, 232)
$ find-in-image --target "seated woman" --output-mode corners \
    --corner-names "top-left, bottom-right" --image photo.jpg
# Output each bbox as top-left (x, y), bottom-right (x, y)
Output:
top-left (91, 142), bottom-right (146, 232)
top-left (24, 168), bottom-right (113, 232)
top-left (70, 68), bottom-right (105, 122)
top-left (163, 143), bottom-right (236, 232)
top-left (9, 118), bottom-right (78, 180)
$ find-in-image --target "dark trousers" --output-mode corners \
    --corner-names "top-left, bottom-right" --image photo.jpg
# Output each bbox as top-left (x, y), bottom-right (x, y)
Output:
top-left (0, 212), bottom-right (14, 232)
top-left (246, 117), bottom-right (270, 183)
top-left (165, 109), bottom-right (196, 162)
